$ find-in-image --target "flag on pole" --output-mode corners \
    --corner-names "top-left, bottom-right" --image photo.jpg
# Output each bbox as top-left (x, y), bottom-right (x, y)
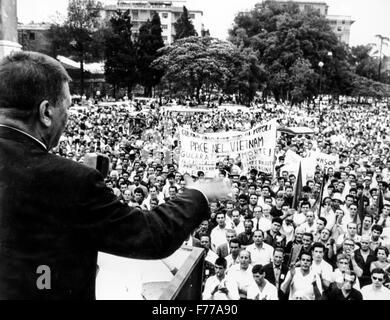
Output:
top-left (377, 188), bottom-right (384, 218)
top-left (316, 173), bottom-right (327, 218)
top-left (357, 194), bottom-right (365, 235)
top-left (292, 162), bottom-right (303, 210)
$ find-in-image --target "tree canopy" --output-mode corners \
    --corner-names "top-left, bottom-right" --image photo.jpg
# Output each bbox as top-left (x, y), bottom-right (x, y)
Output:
top-left (153, 36), bottom-right (263, 104)
top-left (228, 1), bottom-right (353, 102)
top-left (48, 0), bottom-right (104, 94)
top-left (173, 6), bottom-right (198, 41)
top-left (104, 10), bottom-right (137, 97)
top-left (136, 12), bottom-right (165, 96)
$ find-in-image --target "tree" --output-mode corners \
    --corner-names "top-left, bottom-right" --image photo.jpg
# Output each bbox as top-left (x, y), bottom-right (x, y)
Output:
top-left (48, 0), bottom-right (104, 94)
top-left (136, 12), bottom-right (165, 97)
top-left (348, 45), bottom-right (378, 80)
top-left (228, 1), bottom-right (353, 101)
top-left (374, 34), bottom-right (389, 81)
top-left (173, 6), bottom-right (198, 41)
top-left (153, 36), bottom-right (261, 104)
top-left (223, 47), bottom-right (266, 105)
top-left (104, 10), bottom-right (137, 98)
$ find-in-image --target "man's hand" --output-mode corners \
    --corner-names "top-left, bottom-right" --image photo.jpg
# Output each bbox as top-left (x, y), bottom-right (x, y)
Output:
top-left (211, 285), bottom-right (219, 295)
top-left (185, 177), bottom-right (231, 202)
top-left (290, 264), bottom-right (296, 278)
top-left (218, 287), bottom-right (229, 295)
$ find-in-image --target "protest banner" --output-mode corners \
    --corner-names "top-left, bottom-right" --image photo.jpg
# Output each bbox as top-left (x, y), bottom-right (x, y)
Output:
top-left (313, 152), bottom-right (340, 170)
top-left (178, 120), bottom-right (277, 176)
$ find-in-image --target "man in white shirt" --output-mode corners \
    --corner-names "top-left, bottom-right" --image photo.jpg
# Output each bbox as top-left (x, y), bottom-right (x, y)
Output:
top-left (361, 268), bottom-right (390, 300)
top-left (202, 257), bottom-right (240, 300)
top-left (336, 222), bottom-right (361, 248)
top-left (310, 242), bottom-right (333, 291)
top-left (246, 230), bottom-right (274, 266)
top-left (300, 211), bottom-right (317, 235)
top-left (247, 264), bottom-right (278, 300)
top-left (210, 212), bottom-right (227, 252)
top-left (281, 252), bottom-right (318, 300)
top-left (227, 250), bottom-right (254, 299)
top-left (231, 209), bottom-right (245, 234)
top-left (258, 204), bottom-right (273, 233)
top-left (293, 201), bottom-right (311, 227)
top-left (225, 238), bottom-right (241, 269)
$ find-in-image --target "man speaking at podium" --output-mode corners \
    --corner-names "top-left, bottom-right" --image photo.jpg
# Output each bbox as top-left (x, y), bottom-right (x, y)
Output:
top-left (0, 51), bottom-right (229, 300)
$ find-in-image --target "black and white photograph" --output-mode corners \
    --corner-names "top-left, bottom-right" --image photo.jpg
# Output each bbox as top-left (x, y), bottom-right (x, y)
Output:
top-left (1, 0), bottom-right (390, 304)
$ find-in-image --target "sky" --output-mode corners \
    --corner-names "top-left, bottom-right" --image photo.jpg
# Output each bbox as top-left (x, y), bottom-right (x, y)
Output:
top-left (17, 0), bottom-right (390, 54)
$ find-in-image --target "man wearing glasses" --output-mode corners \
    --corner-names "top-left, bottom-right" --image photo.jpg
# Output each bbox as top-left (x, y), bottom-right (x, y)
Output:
top-left (321, 271), bottom-right (363, 300)
top-left (361, 268), bottom-right (390, 300)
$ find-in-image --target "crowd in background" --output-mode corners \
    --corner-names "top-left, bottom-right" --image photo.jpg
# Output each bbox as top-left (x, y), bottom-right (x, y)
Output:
top-left (53, 95), bottom-right (390, 300)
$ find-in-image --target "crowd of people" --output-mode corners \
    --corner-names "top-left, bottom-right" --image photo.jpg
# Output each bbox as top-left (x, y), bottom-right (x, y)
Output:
top-left (55, 95), bottom-right (390, 300)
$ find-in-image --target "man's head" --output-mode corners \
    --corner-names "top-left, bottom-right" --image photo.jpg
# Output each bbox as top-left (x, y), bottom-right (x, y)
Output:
top-left (0, 51), bottom-right (72, 150)
top-left (252, 264), bottom-right (266, 285)
top-left (336, 253), bottom-right (350, 273)
top-left (311, 242), bottom-right (325, 263)
top-left (362, 215), bottom-right (373, 229)
top-left (341, 270), bottom-right (357, 293)
top-left (302, 232), bottom-right (313, 249)
top-left (225, 229), bottom-right (236, 243)
top-left (299, 252), bottom-right (313, 271)
top-left (216, 212), bottom-right (226, 228)
top-left (253, 229), bottom-right (264, 246)
top-left (320, 228), bottom-right (331, 242)
top-left (371, 224), bottom-right (383, 241)
top-left (301, 202), bottom-right (311, 214)
top-left (360, 235), bottom-right (371, 252)
top-left (200, 234), bottom-right (211, 250)
top-left (239, 250), bottom-right (251, 270)
top-left (249, 194), bottom-right (258, 206)
top-left (271, 217), bottom-right (282, 233)
top-left (294, 227), bottom-right (304, 243)
top-left (371, 268), bottom-right (386, 289)
top-left (244, 219), bottom-right (254, 234)
top-left (232, 209), bottom-right (241, 224)
top-left (316, 217), bottom-right (327, 233)
top-left (305, 211), bottom-right (315, 224)
top-left (273, 247), bottom-right (284, 267)
top-left (229, 238), bottom-right (241, 257)
top-left (214, 257), bottom-right (227, 278)
top-left (168, 186), bottom-right (178, 199)
top-left (347, 222), bottom-right (358, 237)
top-left (133, 187), bottom-right (145, 202)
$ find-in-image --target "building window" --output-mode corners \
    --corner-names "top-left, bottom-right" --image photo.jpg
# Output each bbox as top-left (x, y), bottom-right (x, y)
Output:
top-left (132, 10), bottom-right (138, 19)
top-left (29, 32), bottom-right (35, 40)
top-left (162, 24), bottom-right (168, 30)
top-left (342, 20), bottom-right (345, 24)
top-left (189, 13), bottom-right (195, 19)
top-left (162, 12), bottom-right (168, 19)
top-left (162, 36), bottom-right (168, 41)
top-left (337, 26), bottom-right (342, 32)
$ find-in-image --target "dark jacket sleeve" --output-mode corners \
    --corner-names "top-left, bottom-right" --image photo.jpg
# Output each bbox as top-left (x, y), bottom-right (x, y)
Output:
top-left (74, 170), bottom-right (210, 259)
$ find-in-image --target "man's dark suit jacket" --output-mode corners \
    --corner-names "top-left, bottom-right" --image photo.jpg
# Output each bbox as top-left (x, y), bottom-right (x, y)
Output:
top-left (0, 126), bottom-right (209, 300)
top-left (263, 262), bottom-right (289, 300)
top-left (263, 262), bottom-right (289, 287)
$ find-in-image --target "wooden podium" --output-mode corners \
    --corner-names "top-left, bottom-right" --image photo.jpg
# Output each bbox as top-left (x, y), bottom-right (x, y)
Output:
top-left (96, 245), bottom-right (205, 300)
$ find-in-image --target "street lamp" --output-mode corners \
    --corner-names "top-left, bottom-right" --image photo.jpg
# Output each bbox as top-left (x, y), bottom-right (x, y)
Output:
top-left (318, 61), bottom-right (324, 98)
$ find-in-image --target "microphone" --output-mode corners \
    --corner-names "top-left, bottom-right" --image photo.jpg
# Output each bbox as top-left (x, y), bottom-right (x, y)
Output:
top-left (83, 153), bottom-right (110, 178)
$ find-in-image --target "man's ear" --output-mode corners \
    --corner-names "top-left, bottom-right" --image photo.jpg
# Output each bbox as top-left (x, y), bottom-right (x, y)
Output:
top-left (38, 100), bottom-right (53, 127)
